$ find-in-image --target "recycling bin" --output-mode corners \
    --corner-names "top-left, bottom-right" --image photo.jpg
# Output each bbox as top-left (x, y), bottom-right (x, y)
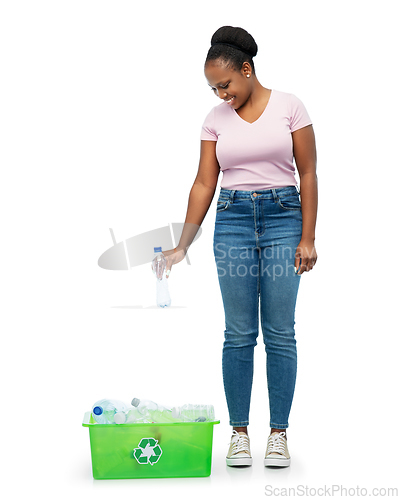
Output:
top-left (82, 412), bottom-right (220, 479)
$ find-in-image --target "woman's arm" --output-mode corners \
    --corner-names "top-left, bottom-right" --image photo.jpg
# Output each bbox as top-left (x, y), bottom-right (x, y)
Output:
top-left (292, 124), bottom-right (318, 274)
top-left (164, 140), bottom-right (220, 274)
top-left (180, 139), bottom-right (220, 238)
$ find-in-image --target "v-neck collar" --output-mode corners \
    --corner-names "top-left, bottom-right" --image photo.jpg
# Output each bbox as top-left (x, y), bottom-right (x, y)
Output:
top-left (232, 89), bottom-right (274, 125)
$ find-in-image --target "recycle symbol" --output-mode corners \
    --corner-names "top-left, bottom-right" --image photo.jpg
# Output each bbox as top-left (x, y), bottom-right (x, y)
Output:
top-left (133, 437), bottom-right (162, 466)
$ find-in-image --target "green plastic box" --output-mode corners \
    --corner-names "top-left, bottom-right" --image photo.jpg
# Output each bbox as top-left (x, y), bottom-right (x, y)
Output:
top-left (82, 412), bottom-right (220, 479)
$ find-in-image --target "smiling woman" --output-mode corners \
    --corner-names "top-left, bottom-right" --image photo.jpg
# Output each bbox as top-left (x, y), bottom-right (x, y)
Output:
top-left (205, 26), bottom-right (259, 114)
top-left (204, 63), bottom-right (272, 122)
top-left (163, 25), bottom-right (318, 471)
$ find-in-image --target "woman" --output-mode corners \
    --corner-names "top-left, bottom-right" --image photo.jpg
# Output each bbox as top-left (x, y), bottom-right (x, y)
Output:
top-left (164, 26), bottom-right (317, 468)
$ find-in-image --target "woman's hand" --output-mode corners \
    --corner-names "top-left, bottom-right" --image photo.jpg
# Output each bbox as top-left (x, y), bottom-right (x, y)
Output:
top-left (295, 239), bottom-right (317, 275)
top-left (162, 247), bottom-right (187, 278)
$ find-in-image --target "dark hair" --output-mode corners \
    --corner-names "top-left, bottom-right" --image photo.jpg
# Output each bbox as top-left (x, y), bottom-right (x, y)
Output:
top-left (205, 26), bottom-right (258, 73)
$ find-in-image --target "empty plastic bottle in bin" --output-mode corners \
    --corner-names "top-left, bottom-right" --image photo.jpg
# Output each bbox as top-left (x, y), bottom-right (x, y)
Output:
top-left (91, 399), bottom-right (128, 424)
top-left (172, 404), bottom-right (215, 422)
top-left (148, 409), bottom-right (180, 423)
top-left (124, 406), bottom-right (148, 423)
top-left (131, 398), bottom-right (158, 414)
top-left (131, 398), bottom-right (174, 423)
top-left (151, 247), bottom-right (171, 308)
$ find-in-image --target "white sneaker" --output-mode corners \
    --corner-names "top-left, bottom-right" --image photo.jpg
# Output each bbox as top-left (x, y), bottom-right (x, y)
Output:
top-left (226, 430), bottom-right (252, 466)
top-left (264, 431), bottom-right (291, 467)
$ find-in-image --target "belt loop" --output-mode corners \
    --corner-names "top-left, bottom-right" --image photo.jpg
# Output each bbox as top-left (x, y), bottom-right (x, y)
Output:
top-left (230, 190), bottom-right (236, 203)
top-left (295, 184), bottom-right (300, 195)
top-left (272, 188), bottom-right (278, 203)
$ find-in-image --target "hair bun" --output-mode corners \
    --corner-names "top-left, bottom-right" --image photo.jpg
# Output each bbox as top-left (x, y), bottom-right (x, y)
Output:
top-left (211, 26), bottom-right (258, 58)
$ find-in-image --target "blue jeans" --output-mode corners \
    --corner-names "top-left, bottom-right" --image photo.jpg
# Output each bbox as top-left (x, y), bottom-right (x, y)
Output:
top-left (213, 186), bottom-right (303, 429)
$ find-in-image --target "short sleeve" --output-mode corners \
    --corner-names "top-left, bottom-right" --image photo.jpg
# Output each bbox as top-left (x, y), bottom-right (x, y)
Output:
top-left (289, 94), bottom-right (312, 132)
top-left (200, 107), bottom-right (218, 141)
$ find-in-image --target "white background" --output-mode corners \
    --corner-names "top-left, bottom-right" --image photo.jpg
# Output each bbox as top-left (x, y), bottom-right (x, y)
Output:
top-left (2, 0), bottom-right (398, 498)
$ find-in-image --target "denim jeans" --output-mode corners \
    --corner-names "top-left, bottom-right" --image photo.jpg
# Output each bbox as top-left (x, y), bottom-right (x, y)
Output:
top-left (213, 186), bottom-right (303, 429)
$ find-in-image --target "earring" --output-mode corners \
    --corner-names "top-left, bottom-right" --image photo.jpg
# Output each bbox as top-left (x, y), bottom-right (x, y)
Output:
top-left (246, 74), bottom-right (250, 78)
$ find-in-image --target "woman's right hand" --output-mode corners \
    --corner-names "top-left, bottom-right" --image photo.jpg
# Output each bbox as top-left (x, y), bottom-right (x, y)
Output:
top-left (162, 247), bottom-right (187, 278)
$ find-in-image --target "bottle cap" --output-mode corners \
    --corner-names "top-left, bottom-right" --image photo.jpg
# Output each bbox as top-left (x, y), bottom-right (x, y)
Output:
top-left (93, 406), bottom-right (103, 416)
top-left (114, 412), bottom-right (127, 424)
top-left (131, 398), bottom-right (140, 407)
top-left (154, 247), bottom-right (162, 253)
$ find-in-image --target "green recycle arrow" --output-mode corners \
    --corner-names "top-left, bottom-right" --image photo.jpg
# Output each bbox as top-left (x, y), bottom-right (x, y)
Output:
top-left (133, 437), bottom-right (162, 466)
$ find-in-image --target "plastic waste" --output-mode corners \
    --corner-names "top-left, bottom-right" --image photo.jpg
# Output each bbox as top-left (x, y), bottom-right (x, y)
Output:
top-left (91, 399), bottom-right (128, 424)
top-left (124, 406), bottom-right (148, 424)
top-left (131, 397), bottom-right (159, 414)
top-left (131, 398), bottom-right (175, 423)
top-left (147, 408), bottom-right (180, 423)
top-left (171, 404), bottom-right (215, 422)
top-left (151, 247), bottom-right (166, 279)
top-left (91, 398), bottom-right (216, 424)
top-left (151, 247), bottom-right (171, 308)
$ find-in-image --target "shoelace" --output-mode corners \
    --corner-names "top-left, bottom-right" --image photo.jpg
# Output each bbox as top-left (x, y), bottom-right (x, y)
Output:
top-left (267, 431), bottom-right (287, 454)
top-left (230, 430), bottom-right (250, 454)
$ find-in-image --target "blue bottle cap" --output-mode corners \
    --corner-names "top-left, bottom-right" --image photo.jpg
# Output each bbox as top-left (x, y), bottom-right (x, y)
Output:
top-left (154, 247), bottom-right (162, 252)
top-left (93, 406), bottom-right (103, 416)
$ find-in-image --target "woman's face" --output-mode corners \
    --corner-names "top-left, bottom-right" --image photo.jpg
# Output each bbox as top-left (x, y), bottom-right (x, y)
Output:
top-left (205, 60), bottom-right (252, 110)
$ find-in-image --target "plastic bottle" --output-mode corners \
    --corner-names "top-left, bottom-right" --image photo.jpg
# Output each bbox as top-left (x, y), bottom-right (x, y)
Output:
top-left (124, 406), bottom-right (148, 424)
top-left (147, 408), bottom-right (180, 423)
top-left (131, 397), bottom-right (158, 414)
top-left (131, 398), bottom-right (174, 423)
top-left (171, 404), bottom-right (215, 422)
top-left (151, 247), bottom-right (171, 308)
top-left (91, 399), bottom-right (128, 424)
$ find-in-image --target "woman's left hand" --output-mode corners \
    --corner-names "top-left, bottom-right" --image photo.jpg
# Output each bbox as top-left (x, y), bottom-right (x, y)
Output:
top-left (295, 239), bottom-right (317, 275)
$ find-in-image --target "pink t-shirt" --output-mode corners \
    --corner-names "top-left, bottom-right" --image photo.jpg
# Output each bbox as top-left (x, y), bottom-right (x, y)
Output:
top-left (200, 89), bottom-right (312, 190)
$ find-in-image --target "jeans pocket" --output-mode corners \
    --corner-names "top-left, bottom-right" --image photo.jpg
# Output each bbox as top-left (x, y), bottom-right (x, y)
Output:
top-left (277, 193), bottom-right (302, 211)
top-left (216, 198), bottom-right (231, 212)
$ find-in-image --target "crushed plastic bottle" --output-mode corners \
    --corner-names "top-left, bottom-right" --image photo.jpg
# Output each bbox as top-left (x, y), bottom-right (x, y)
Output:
top-left (131, 398), bottom-right (175, 423)
top-left (124, 406), bottom-right (148, 424)
top-left (147, 409), bottom-right (180, 423)
top-left (91, 399), bottom-right (128, 424)
top-left (171, 404), bottom-right (215, 422)
top-left (151, 247), bottom-right (171, 308)
top-left (131, 397), bottom-right (158, 414)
